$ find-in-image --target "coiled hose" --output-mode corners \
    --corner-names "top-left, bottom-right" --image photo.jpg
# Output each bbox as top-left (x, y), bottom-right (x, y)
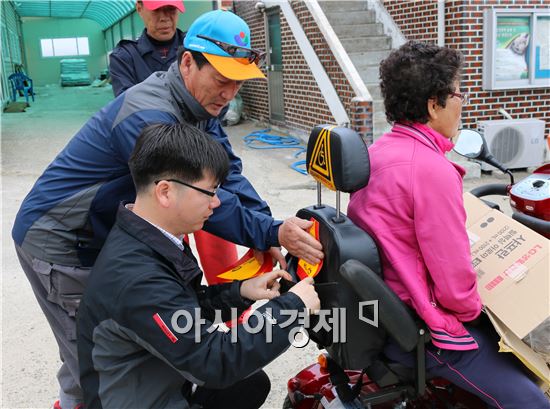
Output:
top-left (243, 129), bottom-right (307, 175)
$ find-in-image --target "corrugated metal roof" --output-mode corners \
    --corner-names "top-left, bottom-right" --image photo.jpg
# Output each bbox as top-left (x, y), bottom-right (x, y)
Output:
top-left (13, 0), bottom-right (136, 29)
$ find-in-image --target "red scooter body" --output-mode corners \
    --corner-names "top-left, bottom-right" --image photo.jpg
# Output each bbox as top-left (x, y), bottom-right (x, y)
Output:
top-left (286, 363), bottom-right (374, 409)
top-left (509, 164), bottom-right (550, 237)
top-left (286, 360), bottom-right (486, 409)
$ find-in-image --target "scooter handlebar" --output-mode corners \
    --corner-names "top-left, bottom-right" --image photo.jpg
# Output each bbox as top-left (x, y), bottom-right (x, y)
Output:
top-left (470, 183), bottom-right (550, 235)
top-left (470, 183), bottom-right (509, 198)
top-left (512, 212), bottom-right (550, 235)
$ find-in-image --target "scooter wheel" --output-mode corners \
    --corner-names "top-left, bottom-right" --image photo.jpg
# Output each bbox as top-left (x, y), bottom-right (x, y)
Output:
top-left (282, 395), bottom-right (294, 409)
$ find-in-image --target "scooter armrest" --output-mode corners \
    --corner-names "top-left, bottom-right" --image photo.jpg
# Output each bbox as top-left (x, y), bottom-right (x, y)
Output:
top-left (339, 259), bottom-right (419, 352)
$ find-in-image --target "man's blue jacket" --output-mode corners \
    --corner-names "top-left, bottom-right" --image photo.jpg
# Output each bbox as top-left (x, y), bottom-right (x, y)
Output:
top-left (12, 62), bottom-right (280, 267)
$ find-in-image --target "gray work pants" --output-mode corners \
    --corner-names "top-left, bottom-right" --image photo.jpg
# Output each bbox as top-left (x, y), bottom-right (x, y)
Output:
top-left (15, 245), bottom-right (89, 409)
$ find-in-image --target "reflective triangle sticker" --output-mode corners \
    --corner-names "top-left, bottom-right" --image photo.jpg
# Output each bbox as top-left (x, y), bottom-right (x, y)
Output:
top-left (309, 126), bottom-right (336, 191)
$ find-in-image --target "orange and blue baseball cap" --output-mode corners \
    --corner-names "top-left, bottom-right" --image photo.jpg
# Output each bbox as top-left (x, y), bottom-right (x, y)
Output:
top-left (142, 0), bottom-right (185, 12)
top-left (184, 10), bottom-right (265, 81)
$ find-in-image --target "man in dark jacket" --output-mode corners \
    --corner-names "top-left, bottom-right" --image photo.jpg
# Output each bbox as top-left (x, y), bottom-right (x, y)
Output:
top-left (109, 0), bottom-right (186, 97)
top-left (13, 9), bottom-right (322, 409)
top-left (110, 0), bottom-right (240, 284)
top-left (78, 122), bottom-right (320, 408)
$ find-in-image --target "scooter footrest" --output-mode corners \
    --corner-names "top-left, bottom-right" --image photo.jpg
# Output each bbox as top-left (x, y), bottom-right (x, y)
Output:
top-left (365, 360), bottom-right (400, 388)
top-left (360, 385), bottom-right (414, 406)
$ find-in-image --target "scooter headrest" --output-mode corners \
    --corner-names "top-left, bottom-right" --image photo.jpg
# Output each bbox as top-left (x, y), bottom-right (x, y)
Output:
top-left (306, 125), bottom-right (370, 192)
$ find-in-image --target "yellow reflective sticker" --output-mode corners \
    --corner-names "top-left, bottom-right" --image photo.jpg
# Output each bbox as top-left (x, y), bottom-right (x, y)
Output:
top-left (216, 249), bottom-right (272, 281)
top-left (309, 126), bottom-right (336, 191)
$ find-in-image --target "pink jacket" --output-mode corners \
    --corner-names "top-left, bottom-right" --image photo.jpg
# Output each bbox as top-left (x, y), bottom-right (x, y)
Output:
top-left (348, 123), bottom-right (482, 351)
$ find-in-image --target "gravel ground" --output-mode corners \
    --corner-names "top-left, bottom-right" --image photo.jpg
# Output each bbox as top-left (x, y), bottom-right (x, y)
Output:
top-left (1, 84), bottom-right (531, 408)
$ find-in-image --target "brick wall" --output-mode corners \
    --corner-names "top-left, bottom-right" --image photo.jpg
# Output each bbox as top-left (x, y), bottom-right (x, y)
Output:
top-left (385, 0), bottom-right (549, 139)
top-left (235, 1), bottom-right (372, 141)
top-left (384, 0), bottom-right (438, 42)
top-left (233, 2), bottom-right (270, 124)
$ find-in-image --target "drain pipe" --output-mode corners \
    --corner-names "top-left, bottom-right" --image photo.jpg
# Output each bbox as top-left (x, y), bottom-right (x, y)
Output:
top-left (437, 0), bottom-right (445, 46)
top-left (498, 107), bottom-right (514, 120)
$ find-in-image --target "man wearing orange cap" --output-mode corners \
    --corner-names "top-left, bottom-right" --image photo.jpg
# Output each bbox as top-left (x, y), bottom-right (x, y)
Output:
top-left (181, 9), bottom-right (267, 82)
top-left (13, 9), bottom-right (323, 409)
top-left (109, 1), bottom-right (186, 97)
top-left (110, 1), bottom-right (241, 279)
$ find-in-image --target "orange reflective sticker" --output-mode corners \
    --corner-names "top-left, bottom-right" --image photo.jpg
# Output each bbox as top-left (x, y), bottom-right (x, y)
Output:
top-left (215, 249), bottom-right (273, 282)
top-left (297, 218), bottom-right (323, 280)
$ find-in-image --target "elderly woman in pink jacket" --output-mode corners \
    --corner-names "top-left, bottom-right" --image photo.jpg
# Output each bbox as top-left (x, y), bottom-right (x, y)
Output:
top-left (348, 41), bottom-right (549, 409)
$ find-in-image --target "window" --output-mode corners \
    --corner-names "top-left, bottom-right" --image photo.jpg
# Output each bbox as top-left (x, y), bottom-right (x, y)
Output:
top-left (40, 37), bottom-right (90, 57)
top-left (483, 9), bottom-right (550, 90)
top-left (534, 15), bottom-right (550, 81)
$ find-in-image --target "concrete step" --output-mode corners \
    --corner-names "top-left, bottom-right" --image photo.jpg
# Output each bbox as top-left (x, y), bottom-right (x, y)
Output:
top-left (358, 65), bottom-right (380, 84)
top-left (354, 59), bottom-right (382, 72)
top-left (324, 10), bottom-right (376, 25)
top-left (373, 99), bottom-right (385, 113)
top-left (319, 0), bottom-right (391, 141)
top-left (348, 50), bottom-right (391, 67)
top-left (320, 1), bottom-right (370, 13)
top-left (332, 23), bottom-right (384, 38)
top-left (341, 36), bottom-right (392, 52)
top-left (365, 83), bottom-right (382, 100)
top-left (374, 110), bottom-right (387, 122)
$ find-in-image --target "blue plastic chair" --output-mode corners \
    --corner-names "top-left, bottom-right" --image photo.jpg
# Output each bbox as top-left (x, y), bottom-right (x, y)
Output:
top-left (8, 72), bottom-right (35, 104)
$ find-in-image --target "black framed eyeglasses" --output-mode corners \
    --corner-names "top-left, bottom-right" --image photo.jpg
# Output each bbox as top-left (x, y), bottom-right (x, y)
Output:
top-left (197, 34), bottom-right (266, 66)
top-left (154, 179), bottom-right (218, 197)
top-left (449, 92), bottom-right (469, 106)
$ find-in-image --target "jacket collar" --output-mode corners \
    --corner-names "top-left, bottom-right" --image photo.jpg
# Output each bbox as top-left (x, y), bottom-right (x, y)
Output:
top-left (393, 122), bottom-right (454, 154)
top-left (392, 122), bottom-right (465, 177)
top-left (136, 29), bottom-right (155, 56)
top-left (136, 28), bottom-right (184, 57)
top-left (166, 62), bottom-right (213, 124)
top-left (115, 203), bottom-right (201, 284)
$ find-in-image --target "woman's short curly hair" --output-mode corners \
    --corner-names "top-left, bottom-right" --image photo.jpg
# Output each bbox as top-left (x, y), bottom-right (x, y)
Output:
top-left (380, 41), bottom-right (464, 124)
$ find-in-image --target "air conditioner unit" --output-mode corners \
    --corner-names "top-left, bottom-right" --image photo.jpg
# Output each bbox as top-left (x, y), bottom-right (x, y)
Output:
top-left (477, 119), bottom-right (546, 171)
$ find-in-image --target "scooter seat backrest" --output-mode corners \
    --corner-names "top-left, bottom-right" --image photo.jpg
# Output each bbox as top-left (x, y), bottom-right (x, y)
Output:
top-left (306, 125), bottom-right (370, 193)
top-left (293, 205), bottom-right (384, 369)
top-left (287, 126), bottom-right (385, 370)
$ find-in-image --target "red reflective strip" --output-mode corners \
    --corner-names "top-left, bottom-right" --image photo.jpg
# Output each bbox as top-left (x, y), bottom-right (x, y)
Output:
top-left (153, 313), bottom-right (178, 343)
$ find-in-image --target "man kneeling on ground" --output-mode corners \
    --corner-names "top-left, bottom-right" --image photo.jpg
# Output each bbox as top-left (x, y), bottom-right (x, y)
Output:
top-left (77, 122), bottom-right (320, 409)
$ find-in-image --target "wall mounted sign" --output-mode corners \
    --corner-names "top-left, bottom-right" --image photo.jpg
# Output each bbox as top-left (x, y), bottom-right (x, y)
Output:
top-left (483, 9), bottom-right (550, 90)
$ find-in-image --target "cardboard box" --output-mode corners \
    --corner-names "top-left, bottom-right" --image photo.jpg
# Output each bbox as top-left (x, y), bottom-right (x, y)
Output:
top-left (487, 310), bottom-right (549, 384)
top-left (464, 193), bottom-right (550, 339)
top-left (463, 193), bottom-right (550, 384)
top-left (542, 382), bottom-right (550, 399)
